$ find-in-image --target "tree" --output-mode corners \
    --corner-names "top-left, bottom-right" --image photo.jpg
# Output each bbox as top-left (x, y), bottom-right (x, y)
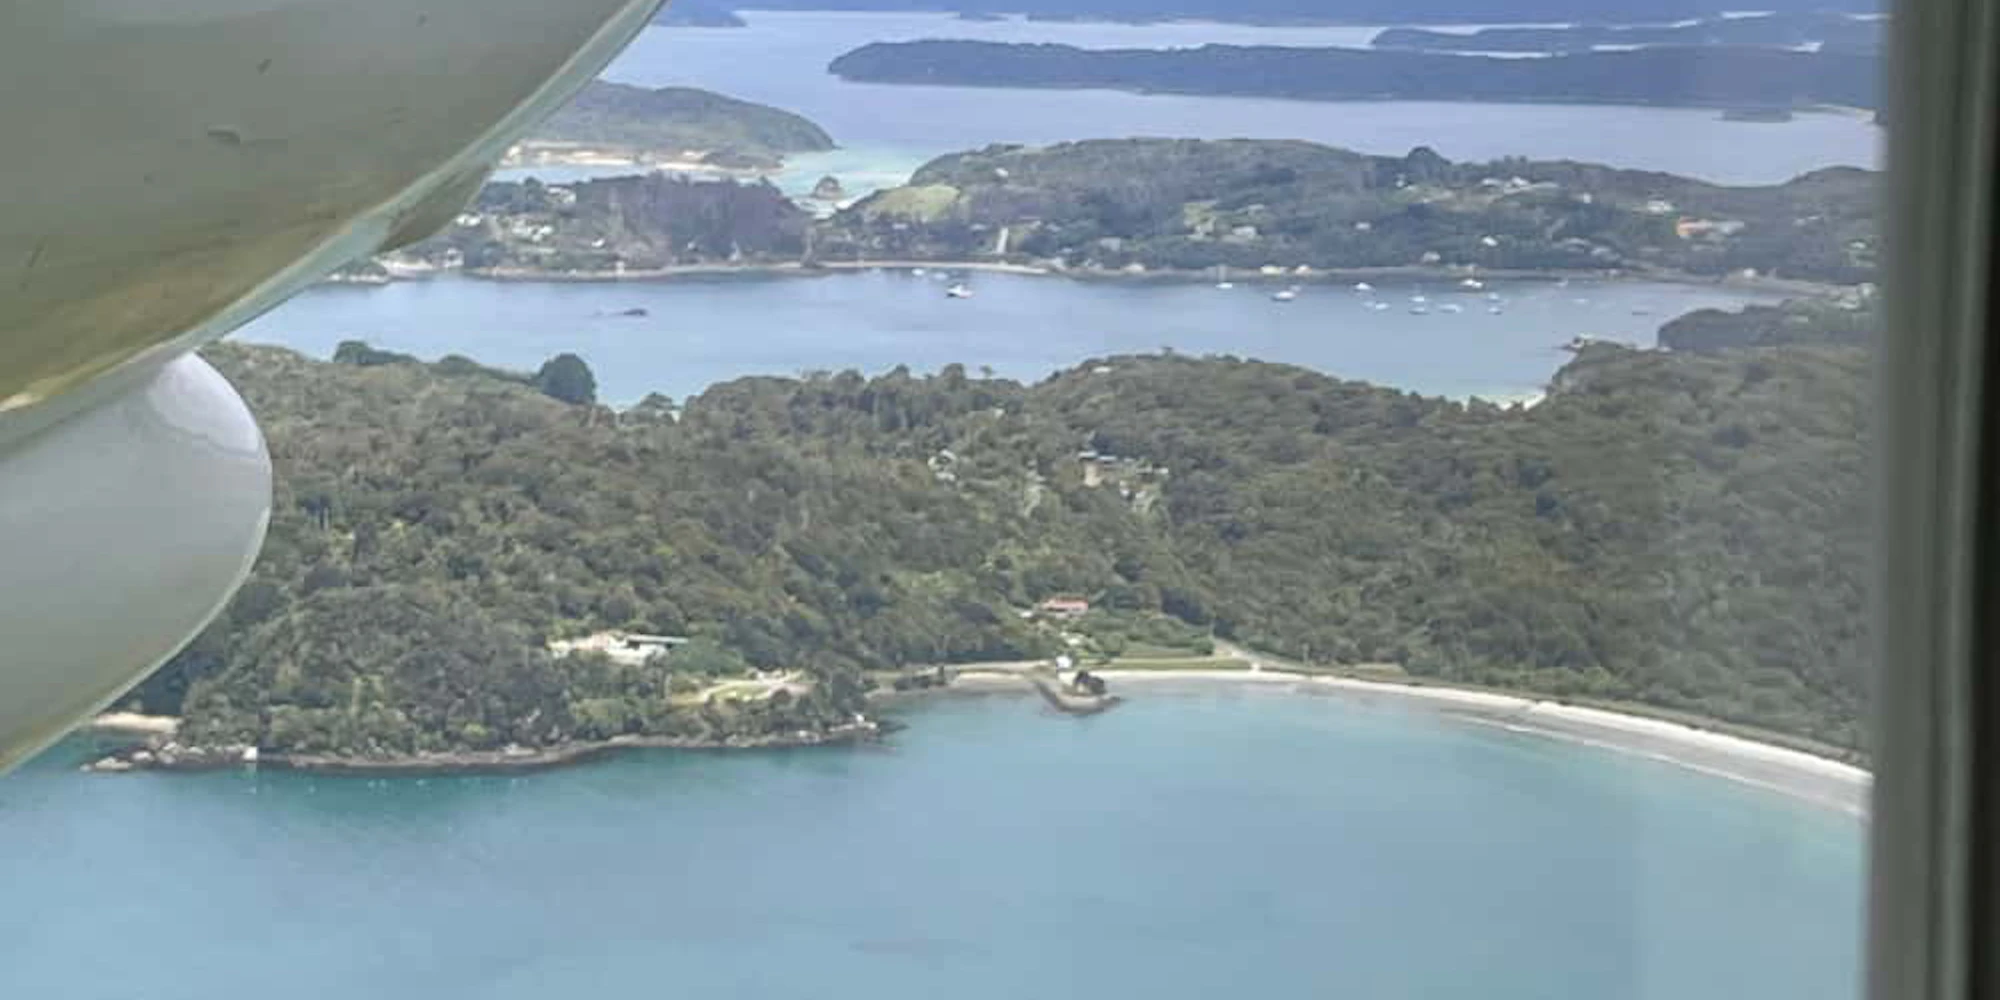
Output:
top-left (533, 353), bottom-right (598, 406)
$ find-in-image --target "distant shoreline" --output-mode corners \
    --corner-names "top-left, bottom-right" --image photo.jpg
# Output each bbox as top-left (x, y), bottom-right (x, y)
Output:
top-left (402, 260), bottom-right (1841, 299)
top-left (927, 666), bottom-right (1871, 815)
top-left (497, 145), bottom-right (775, 178)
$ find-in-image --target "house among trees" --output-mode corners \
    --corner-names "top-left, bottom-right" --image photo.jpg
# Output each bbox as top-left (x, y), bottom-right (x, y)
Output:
top-left (1036, 597), bottom-right (1091, 619)
top-left (549, 630), bottom-right (690, 666)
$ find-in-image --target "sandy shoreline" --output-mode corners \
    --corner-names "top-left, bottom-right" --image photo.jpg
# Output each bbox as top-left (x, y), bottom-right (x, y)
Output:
top-left (86, 670), bottom-right (1871, 814)
top-left (947, 667), bottom-right (1871, 815)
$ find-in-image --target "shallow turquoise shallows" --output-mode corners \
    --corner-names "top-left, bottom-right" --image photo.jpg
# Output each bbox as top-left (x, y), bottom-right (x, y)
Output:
top-left (0, 690), bottom-right (1860, 1000)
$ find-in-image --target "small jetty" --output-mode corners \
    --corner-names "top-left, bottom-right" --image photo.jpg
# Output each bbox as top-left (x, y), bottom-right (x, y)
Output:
top-left (1027, 668), bottom-right (1122, 715)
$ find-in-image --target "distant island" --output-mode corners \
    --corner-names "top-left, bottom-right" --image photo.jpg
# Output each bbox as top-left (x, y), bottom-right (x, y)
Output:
top-left (1372, 12), bottom-right (1883, 55)
top-left (827, 40), bottom-right (1881, 113)
top-left (509, 82), bottom-right (833, 172)
top-left (392, 138), bottom-right (1878, 287)
top-left (652, 0), bottom-right (745, 27)
top-left (818, 139), bottom-right (1879, 286)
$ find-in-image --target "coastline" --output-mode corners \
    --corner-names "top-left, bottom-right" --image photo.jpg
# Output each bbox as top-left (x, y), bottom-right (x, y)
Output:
top-left (498, 146), bottom-right (772, 179)
top-left (381, 258), bottom-right (1841, 300)
top-left (82, 670), bottom-right (1870, 814)
top-left (81, 721), bottom-right (882, 776)
top-left (936, 666), bottom-right (1871, 815)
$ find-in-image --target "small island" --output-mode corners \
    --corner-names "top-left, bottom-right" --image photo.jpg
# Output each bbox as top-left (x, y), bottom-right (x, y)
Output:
top-left (652, 0), bottom-right (745, 28)
top-left (1721, 108), bottom-right (1798, 123)
top-left (508, 82), bottom-right (833, 173)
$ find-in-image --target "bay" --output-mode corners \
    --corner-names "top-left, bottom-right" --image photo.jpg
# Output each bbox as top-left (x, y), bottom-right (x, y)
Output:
top-left (577, 10), bottom-right (1883, 189)
top-left (233, 272), bottom-right (1775, 404)
top-left (0, 690), bottom-right (1860, 1000)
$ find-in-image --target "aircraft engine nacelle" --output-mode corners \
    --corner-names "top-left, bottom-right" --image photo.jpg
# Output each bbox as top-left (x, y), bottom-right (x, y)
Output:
top-left (0, 0), bottom-right (666, 770)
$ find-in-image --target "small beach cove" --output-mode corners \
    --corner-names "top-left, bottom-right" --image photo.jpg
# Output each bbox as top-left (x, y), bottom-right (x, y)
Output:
top-left (81, 646), bottom-right (1869, 819)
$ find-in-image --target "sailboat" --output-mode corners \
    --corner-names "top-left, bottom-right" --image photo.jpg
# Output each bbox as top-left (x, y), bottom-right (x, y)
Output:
top-left (1272, 286), bottom-right (1299, 302)
top-left (1214, 265), bottom-right (1234, 290)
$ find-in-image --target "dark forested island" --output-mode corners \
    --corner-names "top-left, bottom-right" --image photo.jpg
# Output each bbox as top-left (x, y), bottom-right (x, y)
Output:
top-left (1372, 12), bottom-right (1883, 55)
top-left (120, 303), bottom-right (1874, 763)
top-left (652, 0), bottom-right (745, 27)
top-left (513, 83), bottom-right (833, 171)
top-left (827, 41), bottom-right (1881, 113)
top-left (819, 139), bottom-right (1879, 285)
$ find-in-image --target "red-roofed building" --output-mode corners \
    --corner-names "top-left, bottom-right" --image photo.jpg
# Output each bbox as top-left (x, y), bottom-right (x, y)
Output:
top-left (1036, 598), bottom-right (1091, 619)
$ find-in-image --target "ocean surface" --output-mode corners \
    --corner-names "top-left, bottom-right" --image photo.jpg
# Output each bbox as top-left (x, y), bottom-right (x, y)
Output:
top-left (234, 273), bottom-right (1775, 403)
top-left (569, 10), bottom-right (1883, 190)
top-left (0, 691), bottom-right (1862, 1000)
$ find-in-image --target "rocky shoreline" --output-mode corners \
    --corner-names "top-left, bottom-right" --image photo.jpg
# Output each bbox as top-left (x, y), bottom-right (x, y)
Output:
top-left (82, 720), bottom-right (883, 776)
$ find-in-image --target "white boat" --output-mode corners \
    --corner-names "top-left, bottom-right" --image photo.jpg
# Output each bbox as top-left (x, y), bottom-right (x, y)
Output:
top-left (946, 283), bottom-right (974, 299)
top-left (1488, 306), bottom-right (1505, 315)
top-left (1272, 287), bottom-right (1299, 302)
top-left (1486, 292), bottom-right (1503, 302)
top-left (1354, 281), bottom-right (1375, 292)
top-left (1368, 301), bottom-right (1392, 311)
top-left (1410, 294), bottom-right (1429, 305)
top-left (912, 267), bottom-right (927, 277)
top-left (1460, 278), bottom-right (1485, 290)
top-left (1440, 303), bottom-right (1465, 314)
top-left (1214, 266), bottom-right (1233, 289)
top-left (1409, 305), bottom-right (1431, 315)
top-left (1216, 281), bottom-right (1235, 290)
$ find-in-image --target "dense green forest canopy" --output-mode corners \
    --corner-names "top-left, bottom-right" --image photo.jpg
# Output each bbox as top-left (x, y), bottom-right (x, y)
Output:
top-left (827, 41), bottom-right (1881, 112)
top-left (145, 313), bottom-right (1872, 755)
top-left (824, 139), bottom-right (1878, 283)
top-left (1659, 298), bottom-right (1879, 351)
top-left (525, 83), bottom-right (833, 167)
top-left (416, 174), bottom-right (810, 273)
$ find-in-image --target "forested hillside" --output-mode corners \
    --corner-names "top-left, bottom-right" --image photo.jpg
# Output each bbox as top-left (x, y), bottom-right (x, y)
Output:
top-left (825, 139), bottom-right (1879, 283)
top-left (145, 320), bottom-right (1872, 755)
top-left (521, 83), bottom-right (833, 169)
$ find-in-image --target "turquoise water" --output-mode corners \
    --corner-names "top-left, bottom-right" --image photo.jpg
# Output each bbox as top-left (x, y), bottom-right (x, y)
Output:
top-left (0, 691), bottom-right (1860, 1000)
top-left (234, 273), bottom-right (1773, 403)
top-left (589, 11), bottom-right (1881, 187)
